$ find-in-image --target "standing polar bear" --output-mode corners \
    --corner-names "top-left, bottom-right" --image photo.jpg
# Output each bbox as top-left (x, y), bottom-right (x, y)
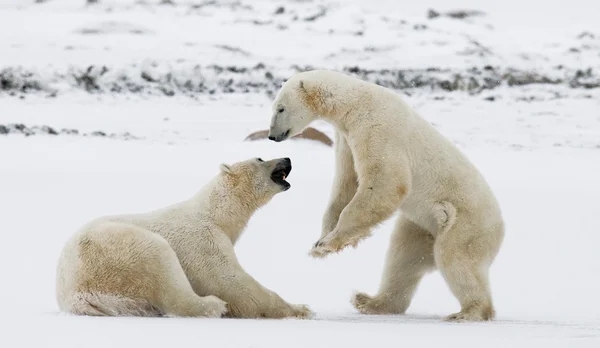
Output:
top-left (268, 70), bottom-right (505, 322)
top-left (56, 157), bottom-right (313, 319)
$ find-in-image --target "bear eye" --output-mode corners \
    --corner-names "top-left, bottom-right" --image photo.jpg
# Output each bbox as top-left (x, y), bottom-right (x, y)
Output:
top-left (278, 107), bottom-right (285, 113)
top-left (257, 158), bottom-right (264, 162)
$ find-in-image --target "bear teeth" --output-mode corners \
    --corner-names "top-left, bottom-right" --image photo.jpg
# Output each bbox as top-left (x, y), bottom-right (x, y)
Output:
top-left (282, 174), bottom-right (286, 180)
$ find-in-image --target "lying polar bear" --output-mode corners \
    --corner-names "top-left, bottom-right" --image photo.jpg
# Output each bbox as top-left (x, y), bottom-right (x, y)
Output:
top-left (56, 157), bottom-right (313, 319)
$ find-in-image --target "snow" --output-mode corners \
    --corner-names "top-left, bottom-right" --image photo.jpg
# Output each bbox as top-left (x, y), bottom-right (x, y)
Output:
top-left (1, 0), bottom-right (599, 69)
top-left (2, 130), bottom-right (600, 347)
top-left (1, 0), bottom-right (600, 347)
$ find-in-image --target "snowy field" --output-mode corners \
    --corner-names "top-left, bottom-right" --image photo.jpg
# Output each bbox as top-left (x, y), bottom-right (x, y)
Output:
top-left (1, 0), bottom-right (600, 347)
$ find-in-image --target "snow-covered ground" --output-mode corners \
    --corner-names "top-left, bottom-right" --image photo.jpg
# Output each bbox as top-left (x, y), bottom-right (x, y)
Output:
top-left (1, 0), bottom-right (599, 347)
top-left (2, 124), bottom-right (600, 347)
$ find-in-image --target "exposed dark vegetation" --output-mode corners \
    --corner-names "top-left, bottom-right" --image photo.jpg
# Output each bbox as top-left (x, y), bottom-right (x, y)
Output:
top-left (1, 64), bottom-right (598, 99)
top-left (0, 123), bottom-right (140, 140)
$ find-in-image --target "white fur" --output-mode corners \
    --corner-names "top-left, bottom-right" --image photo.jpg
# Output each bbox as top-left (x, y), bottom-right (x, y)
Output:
top-left (268, 70), bottom-right (505, 322)
top-left (56, 157), bottom-right (313, 319)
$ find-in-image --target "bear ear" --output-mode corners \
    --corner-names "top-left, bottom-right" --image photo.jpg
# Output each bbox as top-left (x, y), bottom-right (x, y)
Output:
top-left (297, 79), bottom-right (331, 114)
top-left (219, 163), bottom-right (233, 175)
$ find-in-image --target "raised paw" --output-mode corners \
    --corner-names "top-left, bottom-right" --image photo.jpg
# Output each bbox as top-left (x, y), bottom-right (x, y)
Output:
top-left (290, 304), bottom-right (314, 319)
top-left (308, 244), bottom-right (330, 258)
top-left (308, 230), bottom-right (370, 259)
top-left (308, 240), bottom-right (336, 258)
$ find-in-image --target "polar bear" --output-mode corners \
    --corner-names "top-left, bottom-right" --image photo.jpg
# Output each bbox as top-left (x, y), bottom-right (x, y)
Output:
top-left (267, 70), bottom-right (505, 322)
top-left (56, 157), bottom-right (313, 319)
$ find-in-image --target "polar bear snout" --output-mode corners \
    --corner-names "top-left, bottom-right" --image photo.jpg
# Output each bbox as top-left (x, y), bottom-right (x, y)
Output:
top-left (268, 129), bottom-right (290, 142)
top-left (270, 157), bottom-right (292, 191)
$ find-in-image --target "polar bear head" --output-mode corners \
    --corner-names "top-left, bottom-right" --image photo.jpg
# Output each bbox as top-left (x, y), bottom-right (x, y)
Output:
top-left (268, 70), bottom-right (348, 142)
top-left (219, 157), bottom-right (292, 205)
top-left (268, 73), bottom-right (326, 142)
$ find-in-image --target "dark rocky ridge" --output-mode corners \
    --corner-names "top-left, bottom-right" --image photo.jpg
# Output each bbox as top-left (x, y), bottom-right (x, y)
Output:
top-left (1, 64), bottom-right (598, 99)
top-left (0, 123), bottom-right (140, 140)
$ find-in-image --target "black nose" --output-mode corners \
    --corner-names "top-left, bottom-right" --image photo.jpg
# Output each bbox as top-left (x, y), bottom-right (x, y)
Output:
top-left (268, 129), bottom-right (291, 142)
top-left (283, 157), bottom-right (291, 164)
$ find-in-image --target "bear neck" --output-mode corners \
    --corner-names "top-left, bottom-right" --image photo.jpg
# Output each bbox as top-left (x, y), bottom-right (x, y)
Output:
top-left (302, 76), bottom-right (363, 131)
top-left (191, 176), bottom-right (263, 244)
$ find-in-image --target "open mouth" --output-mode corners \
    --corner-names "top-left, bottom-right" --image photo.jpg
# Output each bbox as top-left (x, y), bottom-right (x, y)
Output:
top-left (270, 161), bottom-right (292, 190)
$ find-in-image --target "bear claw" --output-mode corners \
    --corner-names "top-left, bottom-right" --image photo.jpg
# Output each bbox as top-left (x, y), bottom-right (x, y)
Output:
top-left (308, 244), bottom-right (334, 258)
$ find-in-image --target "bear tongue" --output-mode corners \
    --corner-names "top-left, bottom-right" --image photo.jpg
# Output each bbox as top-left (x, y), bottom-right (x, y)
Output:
top-left (282, 174), bottom-right (286, 180)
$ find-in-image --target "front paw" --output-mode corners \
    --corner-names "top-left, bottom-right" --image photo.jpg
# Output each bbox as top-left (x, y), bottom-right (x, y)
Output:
top-left (290, 304), bottom-right (314, 319)
top-left (309, 229), bottom-right (370, 258)
top-left (308, 242), bottom-right (331, 258)
top-left (204, 295), bottom-right (228, 318)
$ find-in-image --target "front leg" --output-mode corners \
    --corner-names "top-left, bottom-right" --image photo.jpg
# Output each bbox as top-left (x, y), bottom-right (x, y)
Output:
top-left (222, 268), bottom-right (313, 319)
top-left (190, 234), bottom-right (313, 319)
top-left (321, 132), bottom-right (359, 239)
top-left (311, 162), bottom-right (410, 258)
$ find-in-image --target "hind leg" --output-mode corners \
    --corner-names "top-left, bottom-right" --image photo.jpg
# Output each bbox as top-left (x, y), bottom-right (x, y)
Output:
top-left (72, 222), bottom-right (227, 318)
top-left (352, 215), bottom-right (436, 314)
top-left (434, 217), bottom-right (504, 322)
